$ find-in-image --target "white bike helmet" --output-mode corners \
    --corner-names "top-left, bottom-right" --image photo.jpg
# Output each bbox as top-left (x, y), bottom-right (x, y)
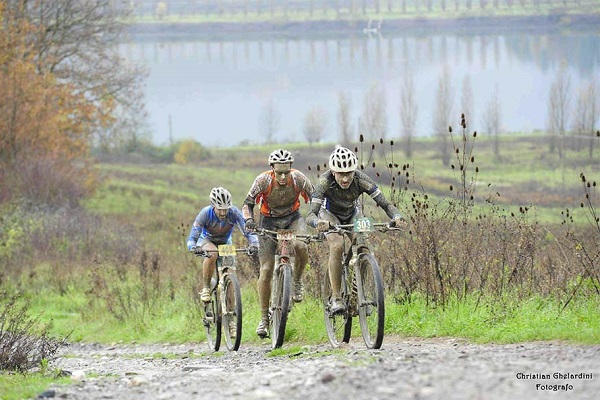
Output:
top-left (268, 149), bottom-right (294, 165)
top-left (209, 187), bottom-right (232, 209)
top-left (329, 147), bottom-right (358, 173)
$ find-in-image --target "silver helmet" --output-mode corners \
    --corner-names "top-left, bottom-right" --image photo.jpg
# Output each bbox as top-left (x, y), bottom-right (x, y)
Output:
top-left (268, 149), bottom-right (294, 165)
top-left (209, 187), bottom-right (232, 209)
top-left (329, 147), bottom-right (358, 173)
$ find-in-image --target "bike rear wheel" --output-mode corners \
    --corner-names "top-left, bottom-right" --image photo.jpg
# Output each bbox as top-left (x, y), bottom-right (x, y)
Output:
top-left (270, 263), bottom-right (292, 349)
top-left (203, 282), bottom-right (222, 351)
top-left (323, 267), bottom-right (352, 348)
top-left (222, 273), bottom-right (243, 351)
top-left (355, 253), bottom-right (385, 349)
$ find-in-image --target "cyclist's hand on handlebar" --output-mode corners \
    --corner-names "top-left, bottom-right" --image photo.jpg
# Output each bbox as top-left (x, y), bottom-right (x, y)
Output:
top-left (190, 246), bottom-right (202, 255)
top-left (389, 216), bottom-right (407, 229)
top-left (247, 245), bottom-right (258, 256)
top-left (316, 220), bottom-right (331, 232)
top-left (245, 218), bottom-right (257, 232)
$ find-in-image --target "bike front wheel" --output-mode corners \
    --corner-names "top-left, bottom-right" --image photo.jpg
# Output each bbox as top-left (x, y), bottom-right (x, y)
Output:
top-left (203, 284), bottom-right (222, 352)
top-left (355, 253), bottom-right (385, 349)
top-left (270, 263), bottom-right (292, 349)
top-left (323, 267), bottom-right (352, 348)
top-left (222, 273), bottom-right (243, 351)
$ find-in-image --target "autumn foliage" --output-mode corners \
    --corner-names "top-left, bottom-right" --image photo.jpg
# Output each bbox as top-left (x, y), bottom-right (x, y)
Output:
top-left (0, 2), bottom-right (114, 207)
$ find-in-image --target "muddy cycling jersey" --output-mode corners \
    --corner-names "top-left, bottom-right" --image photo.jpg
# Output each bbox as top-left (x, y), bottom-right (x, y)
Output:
top-left (306, 169), bottom-right (401, 226)
top-left (243, 169), bottom-right (313, 218)
top-left (186, 205), bottom-right (258, 250)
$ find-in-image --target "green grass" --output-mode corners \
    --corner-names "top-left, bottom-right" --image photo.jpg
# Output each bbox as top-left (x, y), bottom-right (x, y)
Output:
top-left (386, 293), bottom-right (600, 344)
top-left (27, 285), bottom-right (600, 346)
top-left (0, 374), bottom-right (69, 400)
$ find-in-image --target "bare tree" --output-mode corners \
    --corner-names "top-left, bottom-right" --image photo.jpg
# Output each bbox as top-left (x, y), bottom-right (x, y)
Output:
top-left (461, 75), bottom-right (474, 131)
top-left (433, 66), bottom-right (454, 166)
top-left (361, 82), bottom-right (388, 141)
top-left (586, 80), bottom-right (599, 159)
top-left (573, 79), bottom-right (600, 158)
top-left (259, 98), bottom-right (280, 144)
top-left (572, 83), bottom-right (591, 152)
top-left (482, 85), bottom-right (502, 159)
top-left (546, 63), bottom-right (571, 159)
top-left (400, 69), bottom-right (418, 157)
top-left (337, 91), bottom-right (353, 146)
top-left (303, 106), bottom-right (328, 145)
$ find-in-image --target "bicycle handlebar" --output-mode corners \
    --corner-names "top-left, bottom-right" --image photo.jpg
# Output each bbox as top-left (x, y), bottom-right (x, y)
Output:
top-left (326, 222), bottom-right (403, 234)
top-left (190, 247), bottom-right (255, 258)
top-left (253, 228), bottom-right (322, 243)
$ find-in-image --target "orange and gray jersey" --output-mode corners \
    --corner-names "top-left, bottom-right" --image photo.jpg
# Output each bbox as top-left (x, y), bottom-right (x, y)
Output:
top-left (243, 169), bottom-right (314, 218)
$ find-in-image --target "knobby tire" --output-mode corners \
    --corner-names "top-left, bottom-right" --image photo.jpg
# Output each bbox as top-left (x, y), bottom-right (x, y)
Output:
top-left (222, 273), bottom-right (243, 351)
top-left (204, 281), bottom-right (222, 352)
top-left (356, 253), bottom-right (385, 349)
top-left (271, 263), bottom-right (292, 349)
top-left (323, 266), bottom-right (352, 348)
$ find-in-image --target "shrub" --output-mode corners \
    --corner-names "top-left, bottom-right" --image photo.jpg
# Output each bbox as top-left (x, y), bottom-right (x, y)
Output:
top-left (0, 292), bottom-right (65, 372)
top-left (174, 139), bottom-right (211, 165)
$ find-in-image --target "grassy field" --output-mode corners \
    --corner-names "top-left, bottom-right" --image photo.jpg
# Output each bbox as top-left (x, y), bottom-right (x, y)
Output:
top-left (86, 133), bottom-right (599, 225)
top-left (61, 133), bottom-right (600, 346)
top-left (1, 133), bottom-right (598, 400)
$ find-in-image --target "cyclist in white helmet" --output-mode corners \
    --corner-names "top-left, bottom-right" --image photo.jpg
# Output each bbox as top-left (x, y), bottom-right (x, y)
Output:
top-left (243, 149), bottom-right (314, 338)
top-left (306, 147), bottom-right (404, 314)
top-left (187, 187), bottom-right (258, 303)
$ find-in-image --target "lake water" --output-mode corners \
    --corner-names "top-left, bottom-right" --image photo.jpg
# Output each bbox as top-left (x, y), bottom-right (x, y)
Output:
top-left (120, 27), bottom-right (600, 147)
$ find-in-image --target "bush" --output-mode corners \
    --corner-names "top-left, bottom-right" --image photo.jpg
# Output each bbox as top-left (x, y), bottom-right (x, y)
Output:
top-left (0, 292), bottom-right (65, 372)
top-left (174, 139), bottom-right (211, 164)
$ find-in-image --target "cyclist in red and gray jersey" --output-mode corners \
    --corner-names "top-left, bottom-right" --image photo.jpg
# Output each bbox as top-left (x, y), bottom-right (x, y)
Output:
top-left (306, 147), bottom-right (404, 314)
top-left (242, 149), bottom-right (314, 338)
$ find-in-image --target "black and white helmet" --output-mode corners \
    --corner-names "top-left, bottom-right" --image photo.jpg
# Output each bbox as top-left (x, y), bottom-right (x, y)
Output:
top-left (268, 149), bottom-right (294, 165)
top-left (329, 147), bottom-right (358, 173)
top-left (209, 187), bottom-right (232, 209)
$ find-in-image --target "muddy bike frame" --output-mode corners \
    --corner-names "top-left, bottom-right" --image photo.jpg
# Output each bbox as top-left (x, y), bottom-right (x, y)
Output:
top-left (322, 219), bottom-right (401, 350)
top-left (192, 245), bottom-right (251, 352)
top-left (255, 228), bottom-right (318, 349)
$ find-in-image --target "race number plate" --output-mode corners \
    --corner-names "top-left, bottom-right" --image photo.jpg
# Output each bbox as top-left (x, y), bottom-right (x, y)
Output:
top-left (218, 245), bottom-right (236, 257)
top-left (353, 217), bottom-right (374, 232)
top-left (277, 231), bottom-right (296, 241)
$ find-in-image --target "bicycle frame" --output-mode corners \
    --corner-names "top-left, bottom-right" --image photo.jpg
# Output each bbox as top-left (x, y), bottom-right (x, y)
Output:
top-left (193, 245), bottom-right (248, 351)
top-left (256, 228), bottom-right (318, 348)
top-left (322, 219), bottom-right (400, 349)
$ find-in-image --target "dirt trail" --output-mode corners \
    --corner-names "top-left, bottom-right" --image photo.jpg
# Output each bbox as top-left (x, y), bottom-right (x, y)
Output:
top-left (47, 337), bottom-right (599, 399)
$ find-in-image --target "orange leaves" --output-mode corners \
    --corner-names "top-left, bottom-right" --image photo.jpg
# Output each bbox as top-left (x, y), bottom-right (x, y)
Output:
top-left (0, 4), bottom-right (99, 206)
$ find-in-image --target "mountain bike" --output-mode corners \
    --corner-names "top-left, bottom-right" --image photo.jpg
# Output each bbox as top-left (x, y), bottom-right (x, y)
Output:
top-left (321, 218), bottom-right (401, 350)
top-left (191, 245), bottom-right (252, 352)
top-left (255, 228), bottom-right (318, 349)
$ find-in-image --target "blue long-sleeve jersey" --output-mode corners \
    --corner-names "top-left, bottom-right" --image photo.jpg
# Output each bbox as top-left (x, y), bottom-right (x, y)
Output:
top-left (186, 205), bottom-right (258, 250)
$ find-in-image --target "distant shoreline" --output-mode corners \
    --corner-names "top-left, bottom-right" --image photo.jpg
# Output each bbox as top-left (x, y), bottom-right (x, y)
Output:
top-left (127, 13), bottom-right (600, 38)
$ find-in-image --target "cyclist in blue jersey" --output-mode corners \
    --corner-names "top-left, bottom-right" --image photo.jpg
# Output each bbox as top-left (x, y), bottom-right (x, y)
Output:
top-left (187, 187), bottom-right (259, 302)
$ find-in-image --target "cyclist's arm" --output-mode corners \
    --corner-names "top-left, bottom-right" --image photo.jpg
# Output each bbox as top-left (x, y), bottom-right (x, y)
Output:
top-left (233, 207), bottom-right (259, 246)
top-left (372, 191), bottom-right (402, 219)
top-left (242, 174), bottom-right (267, 220)
top-left (295, 171), bottom-right (315, 204)
top-left (186, 208), bottom-right (209, 250)
top-left (305, 176), bottom-right (328, 228)
top-left (358, 171), bottom-right (402, 219)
